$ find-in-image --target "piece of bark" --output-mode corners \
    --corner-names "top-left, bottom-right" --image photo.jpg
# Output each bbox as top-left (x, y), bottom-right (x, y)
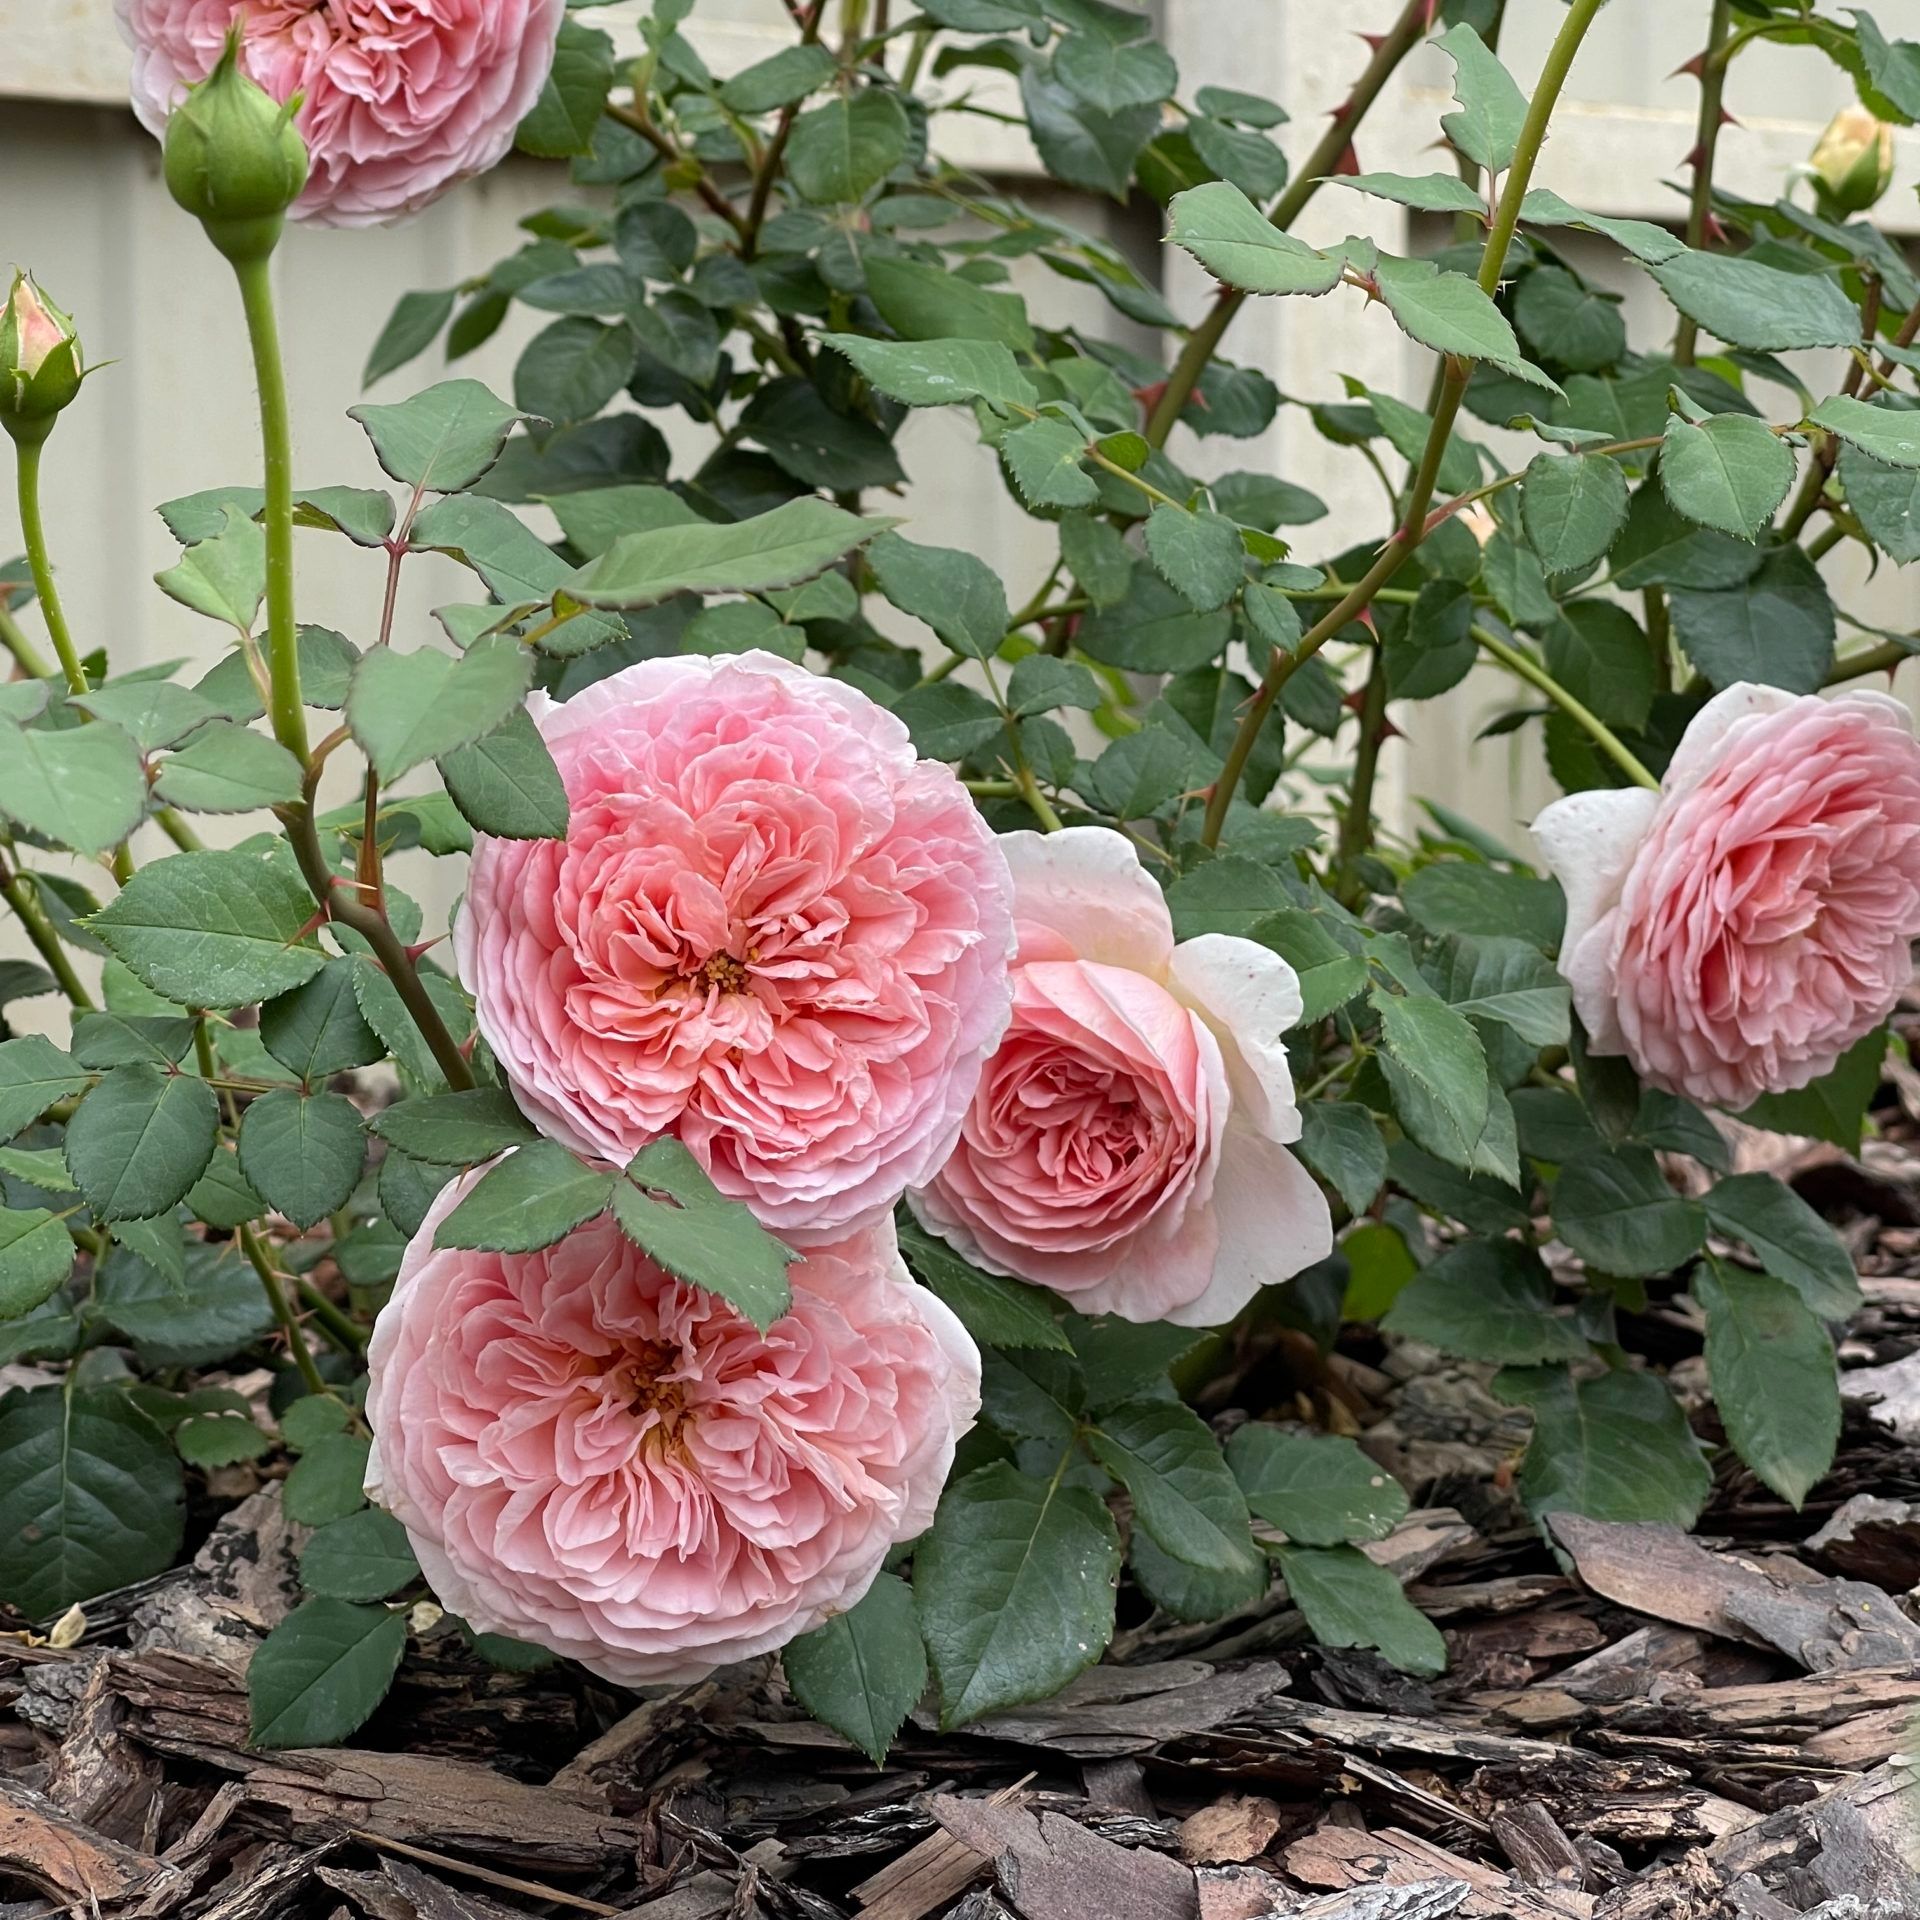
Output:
top-left (0, 1774), bottom-right (182, 1908)
top-left (127, 1488), bottom-right (308, 1674)
top-left (1179, 1796), bottom-right (1285, 1866)
top-left (930, 1793), bottom-right (1198, 1920)
top-left (1082, 1758), bottom-right (1155, 1818)
top-left (614, 1869), bottom-right (741, 1919)
top-left (1488, 1804), bottom-right (1586, 1894)
top-left (191, 1841), bottom-right (336, 1920)
top-left (1806, 1495), bottom-right (1920, 1589)
top-left (1196, 1863), bottom-right (1293, 1920)
top-left (851, 1786), bottom-right (1034, 1920)
top-left (1710, 1762), bottom-right (1920, 1911)
top-left (1544, 1516), bottom-right (1920, 1670)
top-left (45, 1657), bottom-right (164, 1845)
top-left (1282, 1822), bottom-right (1591, 1920)
top-left (1590, 1851), bottom-right (1725, 1920)
top-left (1841, 1349), bottom-right (1920, 1441)
top-left (1293, 1890), bottom-right (1473, 1920)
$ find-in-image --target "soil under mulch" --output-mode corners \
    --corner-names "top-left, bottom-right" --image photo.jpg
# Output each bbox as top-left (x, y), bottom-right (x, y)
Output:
top-left (7, 1128), bottom-right (1920, 1918)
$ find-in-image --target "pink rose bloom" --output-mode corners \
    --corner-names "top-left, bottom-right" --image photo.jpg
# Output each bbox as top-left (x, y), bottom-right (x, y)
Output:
top-left (1533, 683), bottom-right (1920, 1110)
top-left (455, 651), bottom-right (1014, 1246)
top-left (909, 827), bottom-right (1333, 1326)
top-left (366, 1174), bottom-right (980, 1686)
top-left (116, 0), bottom-right (566, 226)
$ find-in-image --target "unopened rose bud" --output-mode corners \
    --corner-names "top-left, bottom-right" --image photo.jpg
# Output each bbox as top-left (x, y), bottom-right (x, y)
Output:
top-left (1808, 104), bottom-right (1894, 217)
top-left (0, 273), bottom-right (83, 445)
top-left (163, 31), bottom-right (309, 263)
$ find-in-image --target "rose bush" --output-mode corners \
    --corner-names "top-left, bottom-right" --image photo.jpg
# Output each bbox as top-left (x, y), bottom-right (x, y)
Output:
top-left (0, 0), bottom-right (1912, 1764)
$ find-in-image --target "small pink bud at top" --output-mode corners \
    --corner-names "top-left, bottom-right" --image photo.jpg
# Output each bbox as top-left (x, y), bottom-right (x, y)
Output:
top-left (8, 279), bottom-right (63, 378)
top-left (1809, 104), bottom-right (1895, 216)
top-left (0, 273), bottom-right (83, 442)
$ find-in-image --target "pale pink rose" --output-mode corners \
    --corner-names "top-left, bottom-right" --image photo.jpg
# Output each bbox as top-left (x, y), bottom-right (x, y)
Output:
top-left (909, 826), bottom-right (1333, 1327)
top-left (455, 651), bottom-right (1014, 1246)
top-left (366, 1175), bottom-right (980, 1686)
top-left (115, 0), bottom-right (565, 226)
top-left (1533, 683), bottom-right (1920, 1110)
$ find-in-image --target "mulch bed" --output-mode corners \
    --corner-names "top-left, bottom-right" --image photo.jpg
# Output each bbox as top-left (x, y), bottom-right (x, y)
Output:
top-left (4, 1124), bottom-right (1920, 1919)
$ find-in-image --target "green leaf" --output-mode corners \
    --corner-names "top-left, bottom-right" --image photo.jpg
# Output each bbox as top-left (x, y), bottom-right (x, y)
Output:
top-left (1436, 22), bottom-right (1525, 172)
top-left (515, 17), bottom-right (615, 156)
top-left (185, 1148), bottom-right (266, 1231)
top-left (1513, 267), bottom-right (1626, 374)
top-left (1701, 1172), bottom-right (1860, 1319)
top-left (865, 256), bottom-right (1035, 351)
top-left (915, 1460), bottom-right (1120, 1728)
top-left (1295, 1103), bottom-right (1386, 1217)
top-left (1334, 170), bottom-right (1486, 215)
top-left (1088, 1399), bottom-right (1263, 1576)
top-left (1006, 655), bottom-right (1103, 719)
top-left (1274, 1543), bottom-right (1445, 1676)
top-left (719, 42), bottom-right (837, 112)
top-left (867, 531), bottom-right (1010, 660)
top-left (897, 1216), bottom-right (1067, 1352)
top-left (1498, 1364), bottom-right (1711, 1531)
top-left (154, 507), bottom-right (266, 630)
top-left (64, 1065), bottom-right (218, 1222)
top-left (1649, 254), bottom-right (1860, 353)
top-left (236, 1089), bottom-right (365, 1232)
top-left (787, 91), bottom-right (911, 203)
top-left (613, 1138), bottom-right (794, 1330)
top-left (1553, 1144), bottom-right (1705, 1277)
top-left (1021, 66), bottom-right (1157, 199)
top-left (1695, 1259), bottom-right (1838, 1509)
top-left (571, 498), bottom-right (893, 608)
top-left (175, 1412), bottom-right (271, 1468)
top-left (283, 1430), bottom-right (372, 1527)
top-left (1519, 189), bottom-right (1688, 265)
top-left (1084, 729), bottom-right (1205, 820)
top-left (1425, 933), bottom-right (1570, 1047)
top-left (1521, 453), bottom-right (1630, 574)
top-left (260, 961), bottom-right (385, 1083)
top-left (1167, 182), bottom-right (1347, 296)
top-left (1143, 505), bottom-right (1245, 612)
top-left (249, 1598), bottom-right (407, 1749)
top-left (0, 1208), bottom-right (74, 1320)
top-left (782, 1571), bottom-right (926, 1766)
top-left (1609, 483), bottom-right (1766, 592)
top-left (368, 1090), bottom-right (536, 1166)
top-left (76, 680), bottom-right (220, 751)
top-left (1001, 416), bottom-right (1100, 509)
top-left (91, 849), bottom-right (327, 1009)
top-left (1076, 573), bottom-right (1231, 673)
top-left (439, 709), bottom-right (570, 842)
top-left (1839, 443), bottom-right (1920, 563)
top-left (1738, 1027), bottom-right (1886, 1152)
top-left (1056, 31), bottom-right (1177, 110)
top-left (196, 624), bottom-right (360, 719)
top-left (0, 1386), bottom-right (184, 1616)
top-left (1383, 578), bottom-right (1475, 700)
top-left (1227, 1426), bottom-right (1409, 1546)
top-left (890, 683), bottom-right (1003, 761)
top-left (0, 1037), bottom-right (90, 1143)
top-left (1382, 1238), bottom-right (1589, 1364)
top-left (1809, 392), bottom-right (1920, 468)
top-left (1544, 601), bottom-right (1656, 731)
top-left (299, 1507), bottom-right (420, 1603)
top-left (1659, 412), bottom-right (1794, 539)
top-left (348, 379), bottom-right (526, 493)
top-left (1373, 256), bottom-right (1558, 393)
top-left (434, 1141), bottom-right (614, 1254)
top-left (1129, 1525), bottom-right (1267, 1623)
top-left (348, 637), bottom-right (534, 785)
top-left (152, 722), bottom-right (305, 814)
top-left (0, 718), bottom-right (145, 857)
top-left (1669, 546), bottom-right (1834, 693)
top-left (739, 378), bottom-right (903, 492)
top-left (818, 333), bottom-right (1039, 412)
top-left (1189, 116), bottom-right (1287, 199)
top-left (93, 1240), bottom-right (273, 1367)
top-left (1372, 988), bottom-right (1490, 1158)
top-left (363, 288), bottom-right (457, 386)
top-left (281, 1395), bottom-right (351, 1450)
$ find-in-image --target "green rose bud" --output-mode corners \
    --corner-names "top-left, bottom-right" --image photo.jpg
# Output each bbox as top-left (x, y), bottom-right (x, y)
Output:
top-left (0, 273), bottom-right (83, 447)
top-left (163, 30), bottom-right (309, 263)
top-left (1808, 105), bottom-right (1894, 218)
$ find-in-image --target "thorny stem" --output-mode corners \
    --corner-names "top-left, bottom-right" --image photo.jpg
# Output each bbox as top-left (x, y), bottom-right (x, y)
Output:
top-left (743, 0), bottom-right (828, 256)
top-left (1824, 637), bottom-right (1914, 685)
top-left (0, 850), bottom-right (92, 1008)
top-left (1675, 0), bottom-right (1734, 368)
top-left (1334, 655), bottom-right (1389, 903)
top-left (605, 101), bottom-right (749, 237)
top-left (13, 440), bottom-right (89, 699)
top-left (1199, 0), bottom-right (1612, 849)
top-left (1474, 625), bottom-right (1658, 789)
top-left (1143, 0), bottom-right (1434, 449)
top-left (240, 1222), bottom-right (329, 1398)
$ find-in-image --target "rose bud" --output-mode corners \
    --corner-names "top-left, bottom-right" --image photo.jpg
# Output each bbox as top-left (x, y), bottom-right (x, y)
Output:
top-left (162, 29), bottom-right (309, 261)
top-left (0, 274), bottom-right (83, 445)
top-left (1807, 104), bottom-right (1894, 217)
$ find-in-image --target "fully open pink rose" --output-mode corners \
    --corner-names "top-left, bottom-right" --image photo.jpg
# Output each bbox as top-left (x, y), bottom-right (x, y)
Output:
top-left (367, 1177), bottom-right (979, 1685)
top-left (1533, 683), bottom-right (1920, 1109)
top-left (456, 651), bottom-right (1013, 1245)
top-left (909, 827), bottom-right (1332, 1326)
top-left (116, 0), bottom-right (565, 226)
